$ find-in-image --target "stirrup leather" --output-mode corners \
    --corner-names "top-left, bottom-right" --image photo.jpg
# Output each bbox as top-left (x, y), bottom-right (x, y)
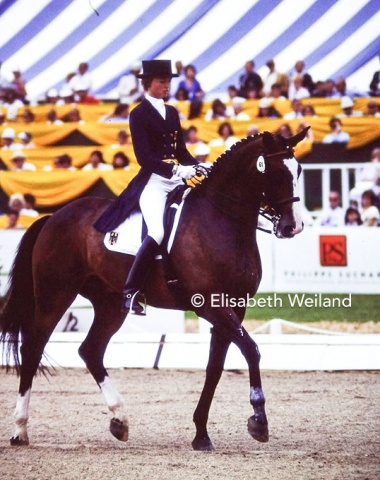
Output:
top-left (123, 290), bottom-right (147, 316)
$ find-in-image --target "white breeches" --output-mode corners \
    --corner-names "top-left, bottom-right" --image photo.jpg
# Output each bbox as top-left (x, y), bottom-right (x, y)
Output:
top-left (139, 173), bottom-right (183, 244)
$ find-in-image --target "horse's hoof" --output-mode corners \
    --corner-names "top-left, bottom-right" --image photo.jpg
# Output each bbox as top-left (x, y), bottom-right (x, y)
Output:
top-left (247, 416), bottom-right (269, 443)
top-left (192, 435), bottom-right (215, 451)
top-left (110, 417), bottom-right (129, 442)
top-left (10, 435), bottom-right (29, 446)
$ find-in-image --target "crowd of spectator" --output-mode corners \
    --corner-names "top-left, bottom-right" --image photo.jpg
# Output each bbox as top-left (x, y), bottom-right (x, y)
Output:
top-left (0, 58), bottom-right (379, 228)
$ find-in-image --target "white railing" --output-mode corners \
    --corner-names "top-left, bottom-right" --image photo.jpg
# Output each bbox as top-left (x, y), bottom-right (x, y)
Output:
top-left (299, 162), bottom-right (370, 213)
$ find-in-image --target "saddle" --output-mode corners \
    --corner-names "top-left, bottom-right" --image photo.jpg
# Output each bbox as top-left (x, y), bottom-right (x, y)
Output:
top-left (103, 185), bottom-right (189, 257)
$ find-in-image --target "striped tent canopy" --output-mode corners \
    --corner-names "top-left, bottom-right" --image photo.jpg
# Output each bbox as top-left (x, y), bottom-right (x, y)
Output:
top-left (0, 0), bottom-right (379, 102)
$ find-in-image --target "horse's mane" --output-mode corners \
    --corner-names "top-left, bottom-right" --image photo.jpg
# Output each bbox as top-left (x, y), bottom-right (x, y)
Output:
top-left (197, 133), bottom-right (263, 189)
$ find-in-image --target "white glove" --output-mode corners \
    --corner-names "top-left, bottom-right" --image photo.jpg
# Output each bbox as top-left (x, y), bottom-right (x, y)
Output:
top-left (174, 164), bottom-right (197, 180)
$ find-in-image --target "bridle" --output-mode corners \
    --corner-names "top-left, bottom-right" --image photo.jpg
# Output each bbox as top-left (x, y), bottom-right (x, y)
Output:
top-left (258, 146), bottom-right (301, 234)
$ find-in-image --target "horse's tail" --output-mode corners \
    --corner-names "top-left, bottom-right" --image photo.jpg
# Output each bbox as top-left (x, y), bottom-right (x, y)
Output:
top-left (0, 215), bottom-right (51, 374)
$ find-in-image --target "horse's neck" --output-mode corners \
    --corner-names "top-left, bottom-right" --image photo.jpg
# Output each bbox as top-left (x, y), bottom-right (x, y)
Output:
top-left (201, 148), bottom-right (263, 224)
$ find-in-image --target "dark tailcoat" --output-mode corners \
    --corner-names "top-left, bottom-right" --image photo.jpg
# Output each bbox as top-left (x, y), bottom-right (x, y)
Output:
top-left (94, 99), bottom-right (197, 232)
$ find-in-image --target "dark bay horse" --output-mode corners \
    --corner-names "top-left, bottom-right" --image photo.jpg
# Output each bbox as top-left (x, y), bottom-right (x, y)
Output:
top-left (0, 128), bottom-right (308, 451)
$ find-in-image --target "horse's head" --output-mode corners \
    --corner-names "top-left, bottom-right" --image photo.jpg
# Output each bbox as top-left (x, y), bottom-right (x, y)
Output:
top-left (261, 127), bottom-right (308, 239)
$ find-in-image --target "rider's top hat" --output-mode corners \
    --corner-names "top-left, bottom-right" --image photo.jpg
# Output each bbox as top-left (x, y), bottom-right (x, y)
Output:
top-left (137, 60), bottom-right (178, 79)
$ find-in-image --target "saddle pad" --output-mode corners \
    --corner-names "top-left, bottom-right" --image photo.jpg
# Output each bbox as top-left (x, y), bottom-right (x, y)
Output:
top-left (103, 200), bottom-right (185, 256)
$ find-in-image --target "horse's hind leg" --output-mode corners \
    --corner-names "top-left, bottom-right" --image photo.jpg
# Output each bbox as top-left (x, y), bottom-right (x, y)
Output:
top-left (192, 328), bottom-right (231, 451)
top-left (78, 279), bottom-right (129, 441)
top-left (12, 291), bottom-right (79, 446)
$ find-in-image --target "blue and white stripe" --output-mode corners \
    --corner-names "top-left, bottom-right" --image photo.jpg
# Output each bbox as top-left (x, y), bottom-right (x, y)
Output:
top-left (0, 0), bottom-right (378, 102)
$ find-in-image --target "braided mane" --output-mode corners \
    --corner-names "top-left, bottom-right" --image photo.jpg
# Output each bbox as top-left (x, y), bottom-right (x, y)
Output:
top-left (197, 133), bottom-right (262, 190)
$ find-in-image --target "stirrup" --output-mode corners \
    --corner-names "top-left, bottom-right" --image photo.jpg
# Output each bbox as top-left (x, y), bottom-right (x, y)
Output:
top-left (122, 290), bottom-right (146, 316)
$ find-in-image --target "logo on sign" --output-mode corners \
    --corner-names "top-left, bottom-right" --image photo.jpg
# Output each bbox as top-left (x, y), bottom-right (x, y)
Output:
top-left (319, 235), bottom-right (347, 266)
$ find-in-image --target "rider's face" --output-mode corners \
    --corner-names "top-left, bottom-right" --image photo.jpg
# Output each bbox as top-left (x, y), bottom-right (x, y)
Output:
top-left (148, 77), bottom-right (171, 99)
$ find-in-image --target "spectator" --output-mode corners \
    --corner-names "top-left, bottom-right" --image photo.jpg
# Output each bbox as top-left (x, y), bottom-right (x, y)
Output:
top-left (57, 86), bottom-right (75, 105)
top-left (99, 103), bottom-right (130, 123)
top-left (10, 151), bottom-right (37, 171)
top-left (289, 60), bottom-right (314, 94)
top-left (112, 151), bottom-right (130, 170)
top-left (277, 123), bottom-right (293, 139)
top-left (323, 79), bottom-right (337, 98)
top-left (0, 110), bottom-right (7, 125)
top-left (68, 62), bottom-right (92, 94)
top-left (204, 98), bottom-right (229, 121)
top-left (344, 207), bottom-right (362, 226)
top-left (118, 61), bottom-right (144, 105)
top-left (257, 98), bottom-right (280, 118)
top-left (45, 88), bottom-right (60, 105)
top-left (283, 98), bottom-right (303, 120)
top-left (322, 117), bottom-right (350, 144)
top-left (178, 64), bottom-right (204, 102)
top-left (1, 128), bottom-right (21, 150)
top-left (170, 61), bottom-right (185, 99)
top-left (209, 121), bottom-right (239, 149)
top-left (43, 154), bottom-right (76, 171)
top-left (360, 190), bottom-right (379, 226)
top-left (21, 193), bottom-right (39, 217)
top-left (369, 70), bottom-right (380, 96)
top-left (229, 98), bottom-right (250, 120)
top-left (75, 87), bottom-right (100, 105)
top-left (187, 99), bottom-right (203, 120)
top-left (5, 210), bottom-right (24, 230)
top-left (18, 131), bottom-right (35, 148)
top-left (263, 59), bottom-right (289, 97)
top-left (173, 86), bottom-right (189, 102)
top-left (319, 191), bottom-right (344, 227)
top-left (350, 147), bottom-right (380, 203)
top-left (334, 77), bottom-right (366, 99)
top-left (185, 125), bottom-right (204, 146)
top-left (194, 144), bottom-right (211, 164)
top-left (226, 85), bottom-right (246, 103)
top-left (2, 89), bottom-right (24, 120)
top-left (364, 99), bottom-right (380, 117)
top-left (46, 109), bottom-right (64, 125)
top-left (336, 96), bottom-right (363, 118)
top-left (64, 108), bottom-right (84, 123)
top-left (22, 108), bottom-right (36, 124)
top-left (111, 128), bottom-right (131, 148)
top-left (247, 124), bottom-right (260, 136)
top-left (301, 103), bottom-right (316, 117)
top-left (238, 60), bottom-right (263, 99)
top-left (288, 75), bottom-right (310, 100)
top-left (10, 66), bottom-right (27, 102)
top-left (266, 82), bottom-right (287, 101)
top-left (8, 193), bottom-right (26, 213)
top-left (82, 150), bottom-right (112, 171)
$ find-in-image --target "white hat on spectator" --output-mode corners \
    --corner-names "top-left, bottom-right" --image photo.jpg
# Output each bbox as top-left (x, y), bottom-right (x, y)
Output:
top-left (259, 98), bottom-right (272, 109)
top-left (18, 132), bottom-right (29, 141)
top-left (59, 85), bottom-right (73, 98)
top-left (47, 88), bottom-right (58, 98)
top-left (194, 144), bottom-right (211, 156)
top-left (341, 96), bottom-right (354, 109)
top-left (11, 150), bottom-right (26, 160)
top-left (8, 193), bottom-right (26, 208)
top-left (2, 127), bottom-right (16, 139)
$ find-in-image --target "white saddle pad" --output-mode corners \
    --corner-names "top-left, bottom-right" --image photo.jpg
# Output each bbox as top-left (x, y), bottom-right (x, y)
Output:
top-left (104, 199), bottom-right (186, 256)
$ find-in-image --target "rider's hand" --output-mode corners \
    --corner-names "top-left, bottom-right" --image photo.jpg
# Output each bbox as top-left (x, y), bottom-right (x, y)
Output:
top-left (174, 165), bottom-right (197, 180)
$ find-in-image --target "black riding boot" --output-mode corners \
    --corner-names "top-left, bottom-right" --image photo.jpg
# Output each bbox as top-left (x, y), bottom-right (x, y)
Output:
top-left (122, 235), bottom-right (159, 315)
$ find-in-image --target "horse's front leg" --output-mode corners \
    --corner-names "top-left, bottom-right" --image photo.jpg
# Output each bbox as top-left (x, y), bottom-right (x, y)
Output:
top-left (236, 326), bottom-right (269, 442)
top-left (192, 327), bottom-right (231, 451)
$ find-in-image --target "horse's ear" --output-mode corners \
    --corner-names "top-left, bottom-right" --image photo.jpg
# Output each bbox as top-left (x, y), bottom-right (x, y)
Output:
top-left (262, 130), bottom-right (277, 150)
top-left (286, 126), bottom-right (310, 147)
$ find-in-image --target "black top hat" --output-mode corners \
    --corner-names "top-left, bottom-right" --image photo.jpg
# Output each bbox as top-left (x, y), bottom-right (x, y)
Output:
top-left (137, 60), bottom-right (178, 79)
